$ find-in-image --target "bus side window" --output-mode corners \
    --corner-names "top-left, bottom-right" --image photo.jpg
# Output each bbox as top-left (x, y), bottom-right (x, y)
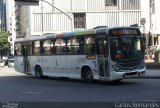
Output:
top-left (84, 35), bottom-right (95, 54)
top-left (43, 40), bottom-right (53, 55)
top-left (29, 42), bottom-right (33, 56)
top-left (67, 37), bottom-right (79, 54)
top-left (55, 39), bottom-right (66, 54)
top-left (79, 37), bottom-right (84, 54)
top-left (52, 40), bottom-right (56, 54)
top-left (33, 41), bottom-right (41, 55)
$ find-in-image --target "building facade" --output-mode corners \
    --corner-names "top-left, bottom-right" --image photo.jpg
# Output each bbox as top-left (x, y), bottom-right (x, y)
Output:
top-left (14, 0), bottom-right (160, 50)
top-left (5, 0), bottom-right (16, 55)
top-left (0, 0), bottom-right (7, 31)
top-left (29, 0), bottom-right (144, 35)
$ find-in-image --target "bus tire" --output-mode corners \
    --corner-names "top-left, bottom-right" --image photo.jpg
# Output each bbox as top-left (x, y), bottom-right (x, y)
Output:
top-left (35, 66), bottom-right (43, 79)
top-left (83, 68), bottom-right (93, 83)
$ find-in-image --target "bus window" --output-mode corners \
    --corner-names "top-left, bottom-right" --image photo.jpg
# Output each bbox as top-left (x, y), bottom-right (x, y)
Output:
top-left (15, 43), bottom-right (22, 56)
top-left (84, 35), bottom-right (95, 54)
top-left (79, 37), bottom-right (84, 54)
top-left (33, 41), bottom-right (41, 55)
top-left (43, 40), bottom-right (53, 55)
top-left (29, 42), bottom-right (33, 56)
top-left (67, 37), bottom-right (79, 54)
top-left (55, 39), bottom-right (66, 54)
top-left (110, 37), bottom-right (144, 62)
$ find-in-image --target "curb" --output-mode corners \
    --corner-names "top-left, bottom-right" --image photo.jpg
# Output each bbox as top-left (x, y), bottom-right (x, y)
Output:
top-left (138, 76), bottom-right (160, 79)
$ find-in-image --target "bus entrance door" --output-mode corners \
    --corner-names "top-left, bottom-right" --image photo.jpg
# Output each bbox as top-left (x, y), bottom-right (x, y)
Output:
top-left (23, 45), bottom-right (30, 74)
top-left (97, 37), bottom-right (109, 78)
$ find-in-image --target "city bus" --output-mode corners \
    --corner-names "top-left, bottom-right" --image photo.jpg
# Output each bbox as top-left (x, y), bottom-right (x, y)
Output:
top-left (14, 26), bottom-right (146, 82)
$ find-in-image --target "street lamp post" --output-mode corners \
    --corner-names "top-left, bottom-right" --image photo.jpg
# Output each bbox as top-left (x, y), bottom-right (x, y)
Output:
top-left (16, 20), bottom-right (28, 38)
top-left (39, 0), bottom-right (73, 32)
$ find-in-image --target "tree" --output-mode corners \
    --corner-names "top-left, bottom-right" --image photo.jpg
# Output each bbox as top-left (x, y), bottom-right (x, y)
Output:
top-left (0, 31), bottom-right (10, 58)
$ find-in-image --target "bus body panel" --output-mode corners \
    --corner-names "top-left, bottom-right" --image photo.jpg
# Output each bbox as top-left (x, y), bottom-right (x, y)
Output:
top-left (14, 56), bottom-right (25, 73)
top-left (30, 56), bottom-right (43, 74)
top-left (42, 55), bottom-right (67, 77)
top-left (66, 55), bottom-right (84, 79)
top-left (29, 55), bottom-right (99, 79)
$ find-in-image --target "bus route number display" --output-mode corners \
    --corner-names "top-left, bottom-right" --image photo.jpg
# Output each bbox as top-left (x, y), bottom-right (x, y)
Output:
top-left (110, 29), bottom-right (139, 36)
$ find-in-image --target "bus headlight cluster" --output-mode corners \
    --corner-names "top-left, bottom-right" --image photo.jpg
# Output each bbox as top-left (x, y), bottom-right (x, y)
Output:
top-left (138, 62), bottom-right (145, 70)
top-left (112, 64), bottom-right (122, 72)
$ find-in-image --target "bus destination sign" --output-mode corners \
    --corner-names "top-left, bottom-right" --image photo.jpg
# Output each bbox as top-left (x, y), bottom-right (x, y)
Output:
top-left (109, 29), bottom-right (141, 36)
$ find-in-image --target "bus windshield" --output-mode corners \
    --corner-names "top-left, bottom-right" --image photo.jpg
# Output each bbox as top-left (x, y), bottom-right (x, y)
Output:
top-left (110, 36), bottom-right (144, 63)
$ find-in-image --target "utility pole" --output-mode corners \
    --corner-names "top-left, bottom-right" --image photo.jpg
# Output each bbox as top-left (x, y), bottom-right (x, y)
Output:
top-left (15, 20), bottom-right (28, 38)
top-left (41, 1), bottom-right (44, 35)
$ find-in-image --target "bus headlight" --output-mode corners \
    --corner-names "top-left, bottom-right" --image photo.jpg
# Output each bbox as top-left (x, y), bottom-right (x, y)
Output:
top-left (138, 62), bottom-right (145, 70)
top-left (112, 64), bottom-right (122, 72)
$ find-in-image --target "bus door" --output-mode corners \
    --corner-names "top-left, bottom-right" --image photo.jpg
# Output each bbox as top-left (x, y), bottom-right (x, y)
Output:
top-left (97, 36), bottom-right (109, 78)
top-left (22, 45), bottom-right (30, 74)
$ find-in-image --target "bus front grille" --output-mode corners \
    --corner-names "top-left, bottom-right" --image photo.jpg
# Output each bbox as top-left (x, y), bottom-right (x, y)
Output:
top-left (124, 72), bottom-right (137, 76)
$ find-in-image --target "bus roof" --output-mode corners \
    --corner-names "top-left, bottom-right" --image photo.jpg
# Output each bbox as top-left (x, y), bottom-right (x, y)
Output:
top-left (14, 26), bottom-right (140, 42)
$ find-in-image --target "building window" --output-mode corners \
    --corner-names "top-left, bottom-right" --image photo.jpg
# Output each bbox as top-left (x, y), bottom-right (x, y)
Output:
top-left (105, 0), bottom-right (117, 6)
top-left (73, 13), bottom-right (86, 30)
top-left (121, 0), bottom-right (140, 10)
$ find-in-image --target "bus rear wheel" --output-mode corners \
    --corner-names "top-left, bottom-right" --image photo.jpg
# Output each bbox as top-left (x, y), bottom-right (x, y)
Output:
top-left (83, 69), bottom-right (93, 83)
top-left (35, 66), bottom-right (43, 79)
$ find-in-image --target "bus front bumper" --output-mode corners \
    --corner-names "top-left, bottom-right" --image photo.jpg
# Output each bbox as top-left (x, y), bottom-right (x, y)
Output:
top-left (110, 70), bottom-right (146, 80)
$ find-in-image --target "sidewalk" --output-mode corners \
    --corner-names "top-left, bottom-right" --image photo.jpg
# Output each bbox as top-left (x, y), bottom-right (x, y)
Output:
top-left (143, 62), bottom-right (160, 78)
top-left (0, 66), bottom-right (24, 76)
top-left (144, 69), bottom-right (160, 79)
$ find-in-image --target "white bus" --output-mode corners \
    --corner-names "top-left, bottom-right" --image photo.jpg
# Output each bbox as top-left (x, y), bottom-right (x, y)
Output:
top-left (14, 26), bottom-right (145, 82)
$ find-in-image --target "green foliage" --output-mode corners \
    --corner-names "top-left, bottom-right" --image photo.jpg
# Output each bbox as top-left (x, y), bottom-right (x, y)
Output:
top-left (0, 31), bottom-right (10, 54)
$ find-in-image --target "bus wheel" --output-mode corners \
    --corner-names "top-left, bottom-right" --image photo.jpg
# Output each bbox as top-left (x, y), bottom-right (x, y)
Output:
top-left (35, 66), bottom-right (43, 79)
top-left (84, 69), bottom-right (93, 83)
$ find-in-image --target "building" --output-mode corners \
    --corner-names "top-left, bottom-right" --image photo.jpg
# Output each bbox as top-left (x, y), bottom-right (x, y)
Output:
top-left (0, 0), bottom-right (7, 31)
top-left (15, 5), bottom-right (30, 38)
top-left (149, 0), bottom-right (160, 50)
top-left (14, 0), bottom-right (160, 50)
top-left (5, 0), bottom-right (16, 55)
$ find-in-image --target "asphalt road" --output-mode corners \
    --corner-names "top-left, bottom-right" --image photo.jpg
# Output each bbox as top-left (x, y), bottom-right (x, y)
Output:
top-left (0, 67), bottom-right (160, 102)
top-left (0, 67), bottom-right (160, 108)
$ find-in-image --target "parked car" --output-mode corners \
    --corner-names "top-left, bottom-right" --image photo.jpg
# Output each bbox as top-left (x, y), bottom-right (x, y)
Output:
top-left (0, 61), bottom-right (5, 67)
top-left (8, 59), bottom-right (15, 68)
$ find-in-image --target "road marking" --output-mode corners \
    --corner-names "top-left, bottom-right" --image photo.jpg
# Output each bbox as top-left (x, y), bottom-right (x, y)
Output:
top-left (23, 91), bottom-right (41, 94)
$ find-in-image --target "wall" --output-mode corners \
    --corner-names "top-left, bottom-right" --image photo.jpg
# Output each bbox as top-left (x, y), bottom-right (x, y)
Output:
top-left (155, 0), bottom-right (160, 34)
top-left (140, 0), bottom-right (150, 33)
